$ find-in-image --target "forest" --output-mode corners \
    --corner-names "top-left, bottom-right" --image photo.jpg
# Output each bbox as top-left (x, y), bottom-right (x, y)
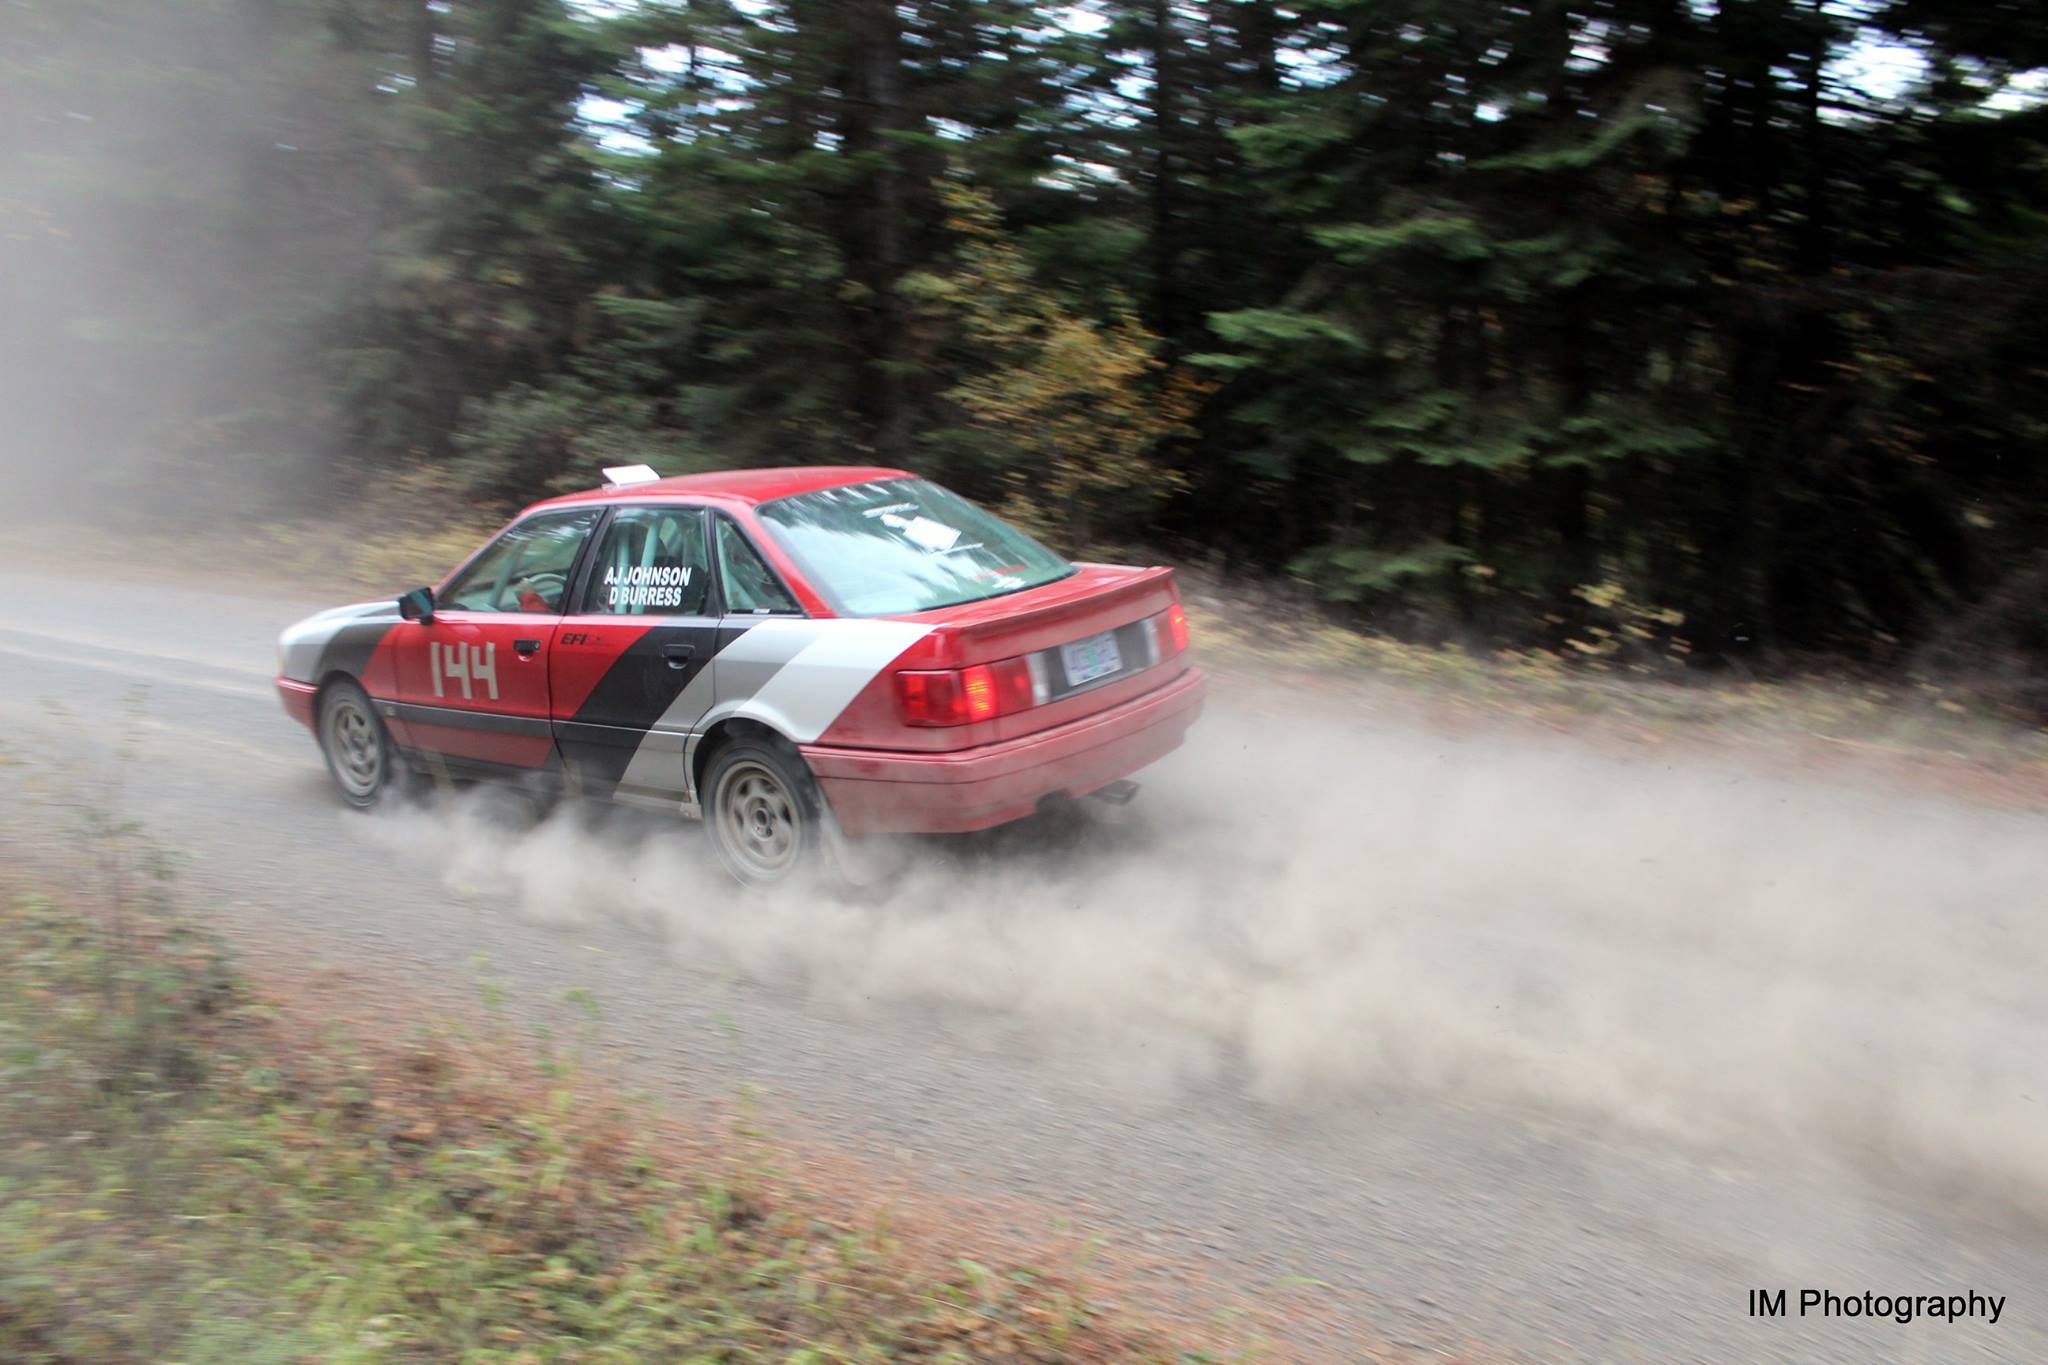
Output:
top-left (7, 0), bottom-right (2048, 676)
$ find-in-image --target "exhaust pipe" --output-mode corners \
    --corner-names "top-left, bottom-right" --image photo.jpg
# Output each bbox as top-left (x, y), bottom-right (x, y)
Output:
top-left (1091, 779), bottom-right (1140, 806)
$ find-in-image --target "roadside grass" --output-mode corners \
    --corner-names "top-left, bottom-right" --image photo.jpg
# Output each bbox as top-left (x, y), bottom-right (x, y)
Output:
top-left (2, 468), bottom-right (504, 599)
top-left (1177, 573), bottom-right (2048, 777)
top-left (0, 877), bottom-right (1229, 1364)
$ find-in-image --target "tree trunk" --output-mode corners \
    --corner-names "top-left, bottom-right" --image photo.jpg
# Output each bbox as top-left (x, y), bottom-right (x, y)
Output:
top-left (838, 0), bottom-right (911, 460)
top-left (410, 0), bottom-right (437, 97)
top-left (1149, 0), bottom-right (1181, 349)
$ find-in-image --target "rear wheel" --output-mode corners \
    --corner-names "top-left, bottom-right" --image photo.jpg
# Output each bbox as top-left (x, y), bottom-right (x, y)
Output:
top-left (317, 679), bottom-right (394, 808)
top-left (703, 738), bottom-right (819, 887)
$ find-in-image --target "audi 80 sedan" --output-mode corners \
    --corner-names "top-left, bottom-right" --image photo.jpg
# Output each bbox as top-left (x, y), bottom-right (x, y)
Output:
top-left (276, 465), bottom-right (1207, 885)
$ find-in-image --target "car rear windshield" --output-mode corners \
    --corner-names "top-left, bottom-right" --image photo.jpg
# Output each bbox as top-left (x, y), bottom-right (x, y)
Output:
top-left (756, 478), bottom-right (1073, 616)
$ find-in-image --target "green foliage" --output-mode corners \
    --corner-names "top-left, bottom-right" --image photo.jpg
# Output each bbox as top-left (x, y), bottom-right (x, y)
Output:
top-left (1308, 217), bottom-right (1492, 263)
top-left (1202, 310), bottom-right (1366, 353)
top-left (1287, 541), bottom-right (1474, 605)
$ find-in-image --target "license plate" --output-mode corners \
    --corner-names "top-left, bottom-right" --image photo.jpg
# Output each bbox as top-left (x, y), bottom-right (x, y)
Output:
top-left (1060, 631), bottom-right (1123, 687)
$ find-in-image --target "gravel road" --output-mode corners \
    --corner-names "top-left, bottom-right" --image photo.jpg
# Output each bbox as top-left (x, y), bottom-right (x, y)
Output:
top-left (2, 567), bottom-right (2043, 1363)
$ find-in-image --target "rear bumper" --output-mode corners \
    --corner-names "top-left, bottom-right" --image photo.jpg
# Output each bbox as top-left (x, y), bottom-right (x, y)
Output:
top-left (801, 666), bottom-right (1207, 835)
top-left (276, 677), bottom-right (319, 731)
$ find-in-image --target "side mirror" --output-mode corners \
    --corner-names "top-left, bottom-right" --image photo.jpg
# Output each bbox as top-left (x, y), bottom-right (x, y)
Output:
top-left (398, 586), bottom-right (436, 623)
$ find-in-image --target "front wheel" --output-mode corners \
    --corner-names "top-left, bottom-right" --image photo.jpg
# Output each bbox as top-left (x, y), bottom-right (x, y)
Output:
top-left (317, 679), bottom-right (396, 808)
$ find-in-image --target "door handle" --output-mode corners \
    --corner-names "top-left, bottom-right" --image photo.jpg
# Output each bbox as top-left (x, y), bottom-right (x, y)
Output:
top-left (514, 638), bottom-right (541, 657)
top-left (662, 643), bottom-right (696, 669)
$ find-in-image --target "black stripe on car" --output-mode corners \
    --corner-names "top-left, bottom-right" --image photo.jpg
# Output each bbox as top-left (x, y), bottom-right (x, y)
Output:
top-left (311, 618), bottom-right (398, 684)
top-left (556, 621), bottom-right (753, 801)
top-left (381, 700), bottom-right (555, 738)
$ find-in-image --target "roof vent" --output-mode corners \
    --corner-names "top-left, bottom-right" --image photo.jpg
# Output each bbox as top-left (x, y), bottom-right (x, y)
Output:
top-left (600, 464), bottom-right (661, 489)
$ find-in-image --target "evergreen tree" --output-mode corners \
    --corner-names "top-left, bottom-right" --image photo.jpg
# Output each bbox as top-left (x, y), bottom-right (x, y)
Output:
top-left (14, 0), bottom-right (2048, 679)
top-left (328, 0), bottom-right (624, 490)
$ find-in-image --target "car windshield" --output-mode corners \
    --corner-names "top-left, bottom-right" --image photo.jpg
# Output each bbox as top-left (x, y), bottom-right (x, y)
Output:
top-left (756, 478), bottom-right (1073, 616)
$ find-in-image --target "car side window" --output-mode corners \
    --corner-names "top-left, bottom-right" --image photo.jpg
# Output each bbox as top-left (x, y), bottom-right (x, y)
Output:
top-left (715, 517), bottom-right (802, 615)
top-left (577, 506), bottom-right (712, 616)
top-left (440, 509), bottom-right (599, 613)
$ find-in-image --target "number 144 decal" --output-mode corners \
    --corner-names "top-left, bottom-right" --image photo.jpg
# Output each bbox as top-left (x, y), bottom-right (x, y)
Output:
top-left (430, 641), bottom-right (499, 701)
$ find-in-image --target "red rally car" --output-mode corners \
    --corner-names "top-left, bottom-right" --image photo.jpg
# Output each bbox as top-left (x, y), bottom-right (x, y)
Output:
top-left (276, 465), bottom-right (1207, 885)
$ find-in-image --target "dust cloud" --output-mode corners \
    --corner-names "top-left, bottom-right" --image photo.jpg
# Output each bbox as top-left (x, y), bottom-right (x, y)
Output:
top-left (2, 3), bottom-right (378, 520)
top-left (364, 698), bottom-right (2048, 1212)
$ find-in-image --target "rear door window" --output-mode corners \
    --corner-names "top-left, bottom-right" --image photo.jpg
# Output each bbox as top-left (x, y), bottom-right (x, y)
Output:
top-left (577, 506), bottom-right (712, 616)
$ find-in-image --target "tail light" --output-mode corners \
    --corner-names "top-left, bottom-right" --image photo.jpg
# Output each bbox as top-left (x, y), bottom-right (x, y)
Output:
top-left (896, 657), bottom-right (1037, 726)
top-left (894, 669), bottom-right (967, 726)
top-left (960, 664), bottom-right (997, 721)
top-left (896, 605), bottom-right (1186, 728)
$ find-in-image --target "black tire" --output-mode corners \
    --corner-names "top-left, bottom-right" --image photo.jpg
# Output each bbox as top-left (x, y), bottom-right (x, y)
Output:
top-left (702, 737), bottom-right (823, 887)
top-left (316, 678), bottom-right (397, 808)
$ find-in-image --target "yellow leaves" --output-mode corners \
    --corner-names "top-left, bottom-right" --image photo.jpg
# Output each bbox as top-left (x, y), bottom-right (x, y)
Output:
top-left (1561, 581), bottom-right (1689, 665)
top-left (922, 178), bottom-right (1205, 543)
top-left (1573, 580), bottom-right (1626, 610)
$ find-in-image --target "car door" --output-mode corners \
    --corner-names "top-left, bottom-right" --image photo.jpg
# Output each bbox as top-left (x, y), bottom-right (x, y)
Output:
top-left (549, 504), bottom-right (725, 806)
top-left (387, 507), bottom-right (600, 776)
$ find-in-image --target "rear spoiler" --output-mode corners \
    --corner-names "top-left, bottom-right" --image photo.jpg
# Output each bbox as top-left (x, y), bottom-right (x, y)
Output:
top-left (944, 566), bottom-right (1181, 663)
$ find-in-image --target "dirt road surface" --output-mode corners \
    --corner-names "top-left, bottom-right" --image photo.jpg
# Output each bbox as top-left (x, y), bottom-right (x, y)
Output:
top-left (2, 568), bottom-right (2043, 1362)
